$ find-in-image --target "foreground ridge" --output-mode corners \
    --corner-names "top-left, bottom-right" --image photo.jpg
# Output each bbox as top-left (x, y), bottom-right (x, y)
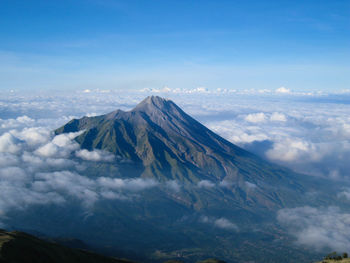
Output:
top-left (0, 229), bottom-right (133, 263)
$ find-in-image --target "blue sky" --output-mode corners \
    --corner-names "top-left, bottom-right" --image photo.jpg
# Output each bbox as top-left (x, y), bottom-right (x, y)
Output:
top-left (0, 0), bottom-right (349, 92)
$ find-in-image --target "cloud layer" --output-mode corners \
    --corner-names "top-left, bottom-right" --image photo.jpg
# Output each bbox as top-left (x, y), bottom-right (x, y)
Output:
top-left (0, 90), bottom-right (349, 252)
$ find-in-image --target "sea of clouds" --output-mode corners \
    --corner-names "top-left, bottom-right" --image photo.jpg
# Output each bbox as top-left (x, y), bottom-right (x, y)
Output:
top-left (1, 88), bottom-right (350, 250)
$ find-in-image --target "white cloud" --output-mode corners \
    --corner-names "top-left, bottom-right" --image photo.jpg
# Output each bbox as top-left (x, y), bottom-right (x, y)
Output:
top-left (277, 206), bottom-right (350, 252)
top-left (200, 216), bottom-right (238, 231)
top-left (0, 116), bottom-right (35, 130)
top-left (0, 185), bottom-right (65, 213)
top-left (214, 218), bottom-right (239, 230)
top-left (0, 153), bottom-right (19, 167)
top-left (219, 179), bottom-right (235, 188)
top-left (0, 167), bottom-right (29, 185)
top-left (33, 171), bottom-right (98, 206)
top-left (208, 120), bottom-right (269, 144)
top-left (35, 132), bottom-right (81, 158)
top-left (97, 177), bottom-right (159, 192)
top-left (165, 180), bottom-right (181, 192)
top-left (245, 181), bottom-right (257, 189)
top-left (140, 86), bottom-right (237, 94)
top-left (52, 132), bottom-right (83, 147)
top-left (337, 189), bottom-right (350, 201)
top-left (16, 116), bottom-right (35, 124)
top-left (275, 86), bottom-right (291, 94)
top-left (270, 112), bottom-right (287, 122)
top-left (100, 191), bottom-right (128, 200)
top-left (76, 149), bottom-right (114, 162)
top-left (245, 112), bottom-right (267, 123)
top-left (197, 180), bottom-right (215, 188)
top-left (35, 142), bottom-right (59, 157)
top-left (266, 138), bottom-right (319, 163)
top-left (191, 87), bottom-right (209, 93)
top-left (0, 133), bottom-right (22, 154)
top-left (11, 128), bottom-right (51, 146)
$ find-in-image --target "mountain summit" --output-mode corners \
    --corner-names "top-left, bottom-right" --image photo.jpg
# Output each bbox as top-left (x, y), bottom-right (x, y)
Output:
top-left (132, 95), bottom-right (175, 112)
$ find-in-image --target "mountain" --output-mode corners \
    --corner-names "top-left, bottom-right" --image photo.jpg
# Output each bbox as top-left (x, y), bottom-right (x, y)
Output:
top-left (55, 96), bottom-right (307, 210)
top-left (8, 96), bottom-right (334, 262)
top-left (0, 229), bottom-right (133, 263)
